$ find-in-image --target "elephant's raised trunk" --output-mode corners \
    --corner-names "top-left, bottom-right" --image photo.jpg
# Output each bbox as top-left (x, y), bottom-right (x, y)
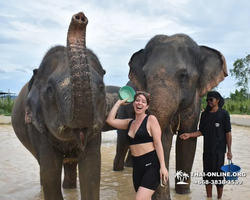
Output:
top-left (67, 12), bottom-right (94, 128)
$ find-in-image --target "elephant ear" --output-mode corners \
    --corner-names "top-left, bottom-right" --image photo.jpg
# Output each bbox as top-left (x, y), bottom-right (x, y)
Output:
top-left (28, 69), bottom-right (38, 91)
top-left (198, 46), bottom-right (228, 97)
top-left (128, 49), bottom-right (147, 91)
top-left (25, 71), bottom-right (46, 133)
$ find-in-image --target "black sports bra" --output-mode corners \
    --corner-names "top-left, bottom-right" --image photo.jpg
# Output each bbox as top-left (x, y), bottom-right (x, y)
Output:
top-left (127, 115), bottom-right (153, 145)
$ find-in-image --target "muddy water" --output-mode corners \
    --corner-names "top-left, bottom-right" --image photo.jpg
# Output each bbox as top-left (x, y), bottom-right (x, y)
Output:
top-left (0, 125), bottom-right (249, 200)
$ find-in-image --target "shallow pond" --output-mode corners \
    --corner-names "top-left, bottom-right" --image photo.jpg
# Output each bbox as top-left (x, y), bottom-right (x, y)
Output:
top-left (0, 125), bottom-right (249, 200)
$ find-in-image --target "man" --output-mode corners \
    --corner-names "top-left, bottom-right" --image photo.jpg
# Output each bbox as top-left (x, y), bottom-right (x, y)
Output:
top-left (180, 91), bottom-right (232, 199)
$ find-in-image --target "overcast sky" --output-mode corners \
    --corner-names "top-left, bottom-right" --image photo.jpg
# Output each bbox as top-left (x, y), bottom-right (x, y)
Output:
top-left (0, 0), bottom-right (249, 98)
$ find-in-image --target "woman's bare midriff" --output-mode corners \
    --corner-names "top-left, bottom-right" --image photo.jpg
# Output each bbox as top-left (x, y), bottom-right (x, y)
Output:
top-left (130, 142), bottom-right (155, 157)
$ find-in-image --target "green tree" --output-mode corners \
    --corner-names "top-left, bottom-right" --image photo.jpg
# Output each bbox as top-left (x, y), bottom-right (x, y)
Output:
top-left (0, 96), bottom-right (15, 116)
top-left (230, 54), bottom-right (250, 98)
top-left (230, 88), bottom-right (248, 101)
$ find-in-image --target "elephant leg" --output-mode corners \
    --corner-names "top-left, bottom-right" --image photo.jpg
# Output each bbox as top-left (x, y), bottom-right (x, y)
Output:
top-left (113, 129), bottom-right (130, 171)
top-left (63, 161), bottom-right (77, 189)
top-left (175, 107), bottom-right (200, 194)
top-left (153, 129), bottom-right (173, 200)
top-left (124, 149), bottom-right (133, 167)
top-left (28, 126), bottom-right (63, 200)
top-left (175, 136), bottom-right (197, 194)
top-left (78, 134), bottom-right (101, 200)
top-left (39, 144), bottom-right (64, 200)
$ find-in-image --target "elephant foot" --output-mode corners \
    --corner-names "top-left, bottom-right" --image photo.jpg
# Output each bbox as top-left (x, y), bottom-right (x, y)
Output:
top-left (124, 160), bottom-right (133, 167)
top-left (113, 162), bottom-right (124, 171)
top-left (63, 162), bottom-right (77, 189)
top-left (152, 184), bottom-right (171, 200)
top-left (113, 166), bottom-right (124, 171)
top-left (175, 184), bottom-right (190, 194)
top-left (113, 156), bottom-right (125, 171)
top-left (63, 180), bottom-right (76, 189)
top-left (124, 162), bottom-right (132, 168)
top-left (124, 152), bottom-right (133, 167)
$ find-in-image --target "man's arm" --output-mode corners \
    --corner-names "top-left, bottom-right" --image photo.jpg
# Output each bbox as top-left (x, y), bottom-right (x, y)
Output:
top-left (179, 131), bottom-right (202, 140)
top-left (226, 132), bottom-right (233, 159)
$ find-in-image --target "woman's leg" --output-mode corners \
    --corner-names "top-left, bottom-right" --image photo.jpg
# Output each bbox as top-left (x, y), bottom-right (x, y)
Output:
top-left (135, 186), bottom-right (155, 200)
top-left (133, 166), bottom-right (143, 192)
top-left (133, 151), bottom-right (160, 198)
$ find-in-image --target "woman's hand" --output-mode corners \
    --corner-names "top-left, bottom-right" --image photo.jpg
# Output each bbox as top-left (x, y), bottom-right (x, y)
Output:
top-left (160, 166), bottom-right (169, 186)
top-left (115, 99), bottom-right (130, 107)
top-left (119, 99), bottom-right (130, 106)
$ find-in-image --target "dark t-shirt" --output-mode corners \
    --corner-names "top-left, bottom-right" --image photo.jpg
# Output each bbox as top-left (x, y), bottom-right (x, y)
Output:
top-left (199, 108), bottom-right (231, 153)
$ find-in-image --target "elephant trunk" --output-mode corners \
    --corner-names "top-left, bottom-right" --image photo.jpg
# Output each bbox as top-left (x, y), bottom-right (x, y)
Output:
top-left (148, 85), bottom-right (179, 132)
top-left (67, 12), bottom-right (94, 128)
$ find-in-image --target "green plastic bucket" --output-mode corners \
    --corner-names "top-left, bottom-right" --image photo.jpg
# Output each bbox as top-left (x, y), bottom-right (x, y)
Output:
top-left (118, 86), bottom-right (136, 103)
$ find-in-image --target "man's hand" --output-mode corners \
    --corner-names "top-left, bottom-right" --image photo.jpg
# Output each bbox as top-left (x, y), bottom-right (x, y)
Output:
top-left (179, 133), bottom-right (190, 140)
top-left (227, 151), bottom-right (233, 160)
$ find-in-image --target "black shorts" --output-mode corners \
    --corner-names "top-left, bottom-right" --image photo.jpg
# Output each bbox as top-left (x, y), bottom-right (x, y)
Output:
top-left (132, 150), bottom-right (160, 192)
top-left (203, 153), bottom-right (225, 187)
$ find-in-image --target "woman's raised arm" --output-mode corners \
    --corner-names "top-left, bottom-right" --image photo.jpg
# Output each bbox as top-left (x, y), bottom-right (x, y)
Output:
top-left (106, 99), bottom-right (132, 130)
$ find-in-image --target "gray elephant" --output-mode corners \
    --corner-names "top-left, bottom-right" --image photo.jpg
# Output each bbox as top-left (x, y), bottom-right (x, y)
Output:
top-left (11, 12), bottom-right (106, 200)
top-left (113, 34), bottom-right (227, 200)
top-left (102, 85), bottom-right (120, 131)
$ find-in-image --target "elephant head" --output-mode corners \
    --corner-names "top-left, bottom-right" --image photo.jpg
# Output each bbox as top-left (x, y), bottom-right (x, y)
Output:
top-left (129, 34), bottom-right (227, 131)
top-left (25, 12), bottom-right (106, 149)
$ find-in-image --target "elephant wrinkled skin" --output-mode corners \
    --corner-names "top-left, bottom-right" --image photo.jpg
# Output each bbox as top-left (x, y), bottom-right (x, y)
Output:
top-left (102, 85), bottom-right (120, 131)
top-left (114, 34), bottom-right (228, 200)
top-left (11, 12), bottom-right (106, 200)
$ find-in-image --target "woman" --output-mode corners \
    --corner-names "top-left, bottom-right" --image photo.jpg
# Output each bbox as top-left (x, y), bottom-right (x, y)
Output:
top-left (106, 91), bottom-right (169, 200)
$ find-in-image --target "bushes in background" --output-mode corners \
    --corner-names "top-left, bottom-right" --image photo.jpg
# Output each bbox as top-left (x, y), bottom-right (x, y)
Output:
top-left (1, 95), bottom-right (250, 116)
top-left (201, 97), bottom-right (250, 115)
top-left (0, 97), bottom-right (15, 116)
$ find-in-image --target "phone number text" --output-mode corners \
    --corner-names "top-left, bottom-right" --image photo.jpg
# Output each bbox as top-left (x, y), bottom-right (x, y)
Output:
top-left (194, 180), bottom-right (243, 185)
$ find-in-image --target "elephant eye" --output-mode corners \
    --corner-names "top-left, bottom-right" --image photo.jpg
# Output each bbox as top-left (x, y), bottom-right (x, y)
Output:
top-left (180, 73), bottom-right (186, 79)
top-left (42, 83), bottom-right (55, 105)
top-left (179, 70), bottom-right (188, 80)
top-left (99, 83), bottom-right (104, 91)
top-left (46, 85), bottom-right (53, 94)
top-left (98, 83), bottom-right (105, 98)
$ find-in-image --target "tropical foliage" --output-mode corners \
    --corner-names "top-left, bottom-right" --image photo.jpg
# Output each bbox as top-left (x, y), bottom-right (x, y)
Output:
top-left (0, 96), bottom-right (15, 116)
top-left (201, 89), bottom-right (250, 115)
top-left (229, 54), bottom-right (250, 99)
